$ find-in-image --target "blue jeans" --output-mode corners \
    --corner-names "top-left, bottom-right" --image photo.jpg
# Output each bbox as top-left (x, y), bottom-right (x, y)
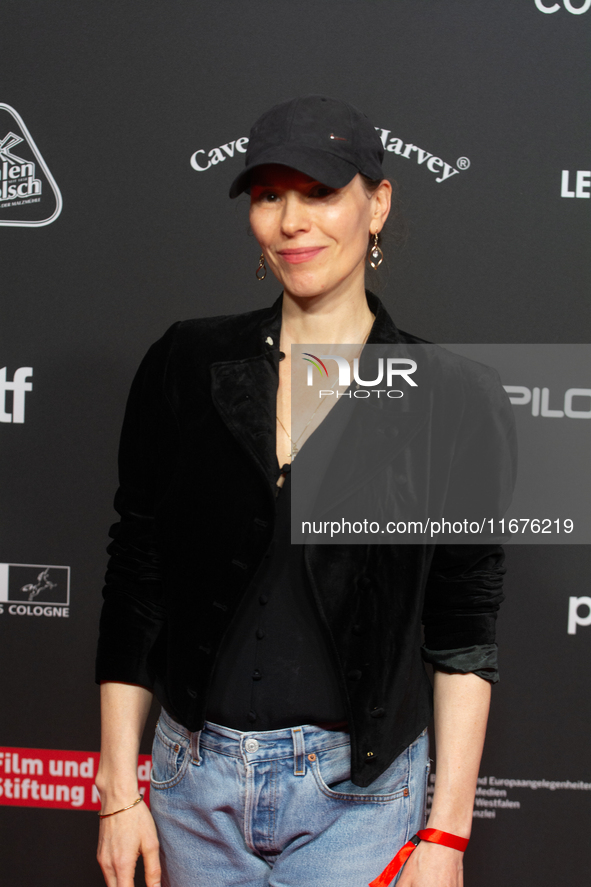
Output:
top-left (150, 709), bottom-right (430, 887)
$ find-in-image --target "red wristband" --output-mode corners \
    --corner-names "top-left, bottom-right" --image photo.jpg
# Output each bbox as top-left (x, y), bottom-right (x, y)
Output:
top-left (368, 828), bottom-right (469, 887)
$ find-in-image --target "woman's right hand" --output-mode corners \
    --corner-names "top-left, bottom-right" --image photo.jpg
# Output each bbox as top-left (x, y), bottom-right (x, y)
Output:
top-left (97, 799), bottom-right (161, 887)
top-left (97, 682), bottom-right (159, 886)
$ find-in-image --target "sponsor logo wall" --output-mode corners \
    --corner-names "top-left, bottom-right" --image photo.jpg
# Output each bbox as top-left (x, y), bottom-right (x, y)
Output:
top-left (0, 564), bottom-right (70, 617)
top-left (0, 749), bottom-right (151, 810)
top-left (0, 368), bottom-right (33, 423)
top-left (560, 170), bottom-right (591, 197)
top-left (0, 105), bottom-right (62, 226)
top-left (190, 127), bottom-right (470, 185)
top-left (535, 0), bottom-right (591, 13)
top-left (568, 596), bottom-right (591, 633)
top-left (428, 772), bottom-right (591, 820)
top-left (505, 385), bottom-right (591, 417)
top-left (1, 3), bottom-right (589, 886)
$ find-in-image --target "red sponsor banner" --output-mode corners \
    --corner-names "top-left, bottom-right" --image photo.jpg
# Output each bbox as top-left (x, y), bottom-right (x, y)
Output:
top-left (0, 747), bottom-right (151, 811)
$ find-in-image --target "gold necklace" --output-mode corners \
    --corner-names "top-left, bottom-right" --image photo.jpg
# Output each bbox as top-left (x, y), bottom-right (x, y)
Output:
top-left (276, 391), bottom-right (334, 458)
top-left (276, 312), bottom-right (375, 461)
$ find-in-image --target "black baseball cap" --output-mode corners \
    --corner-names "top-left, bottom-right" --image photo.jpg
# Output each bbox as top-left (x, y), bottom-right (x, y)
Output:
top-left (229, 94), bottom-right (385, 199)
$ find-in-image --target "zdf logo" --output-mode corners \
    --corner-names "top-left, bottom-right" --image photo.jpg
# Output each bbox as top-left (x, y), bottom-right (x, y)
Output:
top-left (535, 0), bottom-right (591, 13)
top-left (568, 597), bottom-right (591, 634)
top-left (0, 367), bottom-right (33, 423)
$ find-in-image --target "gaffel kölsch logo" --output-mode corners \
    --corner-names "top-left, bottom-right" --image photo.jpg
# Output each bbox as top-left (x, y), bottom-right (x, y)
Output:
top-left (0, 105), bottom-right (62, 227)
top-left (0, 564), bottom-right (70, 618)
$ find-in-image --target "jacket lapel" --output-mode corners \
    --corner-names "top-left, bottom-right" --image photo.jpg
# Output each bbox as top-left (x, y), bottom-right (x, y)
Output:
top-left (209, 295), bottom-right (283, 488)
top-left (210, 354), bottom-right (279, 487)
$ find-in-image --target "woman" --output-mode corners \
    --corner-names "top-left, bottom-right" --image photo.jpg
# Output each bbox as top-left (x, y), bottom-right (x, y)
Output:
top-left (95, 95), bottom-right (511, 887)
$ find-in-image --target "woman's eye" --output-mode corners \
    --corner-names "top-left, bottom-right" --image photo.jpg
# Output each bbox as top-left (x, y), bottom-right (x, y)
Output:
top-left (251, 189), bottom-right (280, 203)
top-left (310, 185), bottom-right (335, 199)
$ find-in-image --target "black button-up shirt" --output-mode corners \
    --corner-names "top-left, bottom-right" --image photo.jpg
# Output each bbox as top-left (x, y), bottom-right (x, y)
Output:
top-left (206, 468), bottom-right (347, 731)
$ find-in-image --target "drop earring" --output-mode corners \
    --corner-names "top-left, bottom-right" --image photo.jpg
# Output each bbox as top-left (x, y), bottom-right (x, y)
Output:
top-left (256, 253), bottom-right (267, 280)
top-left (368, 233), bottom-right (384, 270)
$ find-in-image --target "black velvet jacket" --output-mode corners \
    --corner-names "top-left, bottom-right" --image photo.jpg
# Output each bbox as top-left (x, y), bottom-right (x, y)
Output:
top-left (96, 291), bottom-right (513, 787)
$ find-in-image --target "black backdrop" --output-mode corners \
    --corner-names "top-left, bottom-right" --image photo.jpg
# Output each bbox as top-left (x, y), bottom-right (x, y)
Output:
top-left (1, 2), bottom-right (590, 885)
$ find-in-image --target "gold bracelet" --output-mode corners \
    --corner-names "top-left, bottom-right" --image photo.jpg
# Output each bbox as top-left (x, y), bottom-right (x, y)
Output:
top-left (98, 795), bottom-right (144, 819)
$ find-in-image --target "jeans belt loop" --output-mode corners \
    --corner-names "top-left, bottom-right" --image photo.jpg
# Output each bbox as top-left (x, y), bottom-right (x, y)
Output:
top-left (291, 726), bottom-right (306, 776)
top-left (191, 728), bottom-right (202, 766)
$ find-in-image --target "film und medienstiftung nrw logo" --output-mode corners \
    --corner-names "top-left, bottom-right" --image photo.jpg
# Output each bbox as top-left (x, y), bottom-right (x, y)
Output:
top-left (0, 104), bottom-right (62, 227)
top-left (0, 564), bottom-right (70, 617)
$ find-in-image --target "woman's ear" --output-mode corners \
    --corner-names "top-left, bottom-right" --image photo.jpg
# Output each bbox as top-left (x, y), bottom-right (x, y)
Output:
top-left (372, 179), bottom-right (392, 231)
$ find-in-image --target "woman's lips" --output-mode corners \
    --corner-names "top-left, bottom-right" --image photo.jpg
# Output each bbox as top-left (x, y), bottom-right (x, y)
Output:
top-left (277, 247), bottom-right (326, 264)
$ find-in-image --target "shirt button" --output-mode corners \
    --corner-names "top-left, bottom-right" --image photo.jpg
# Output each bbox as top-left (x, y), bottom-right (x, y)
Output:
top-left (259, 594), bottom-right (269, 605)
top-left (245, 738), bottom-right (260, 753)
top-left (252, 669), bottom-right (262, 681)
top-left (247, 710), bottom-right (257, 723)
top-left (256, 628), bottom-right (265, 639)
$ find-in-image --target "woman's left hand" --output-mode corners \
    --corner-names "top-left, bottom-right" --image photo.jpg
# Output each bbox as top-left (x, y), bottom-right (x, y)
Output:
top-left (393, 670), bottom-right (490, 887)
top-left (396, 841), bottom-right (463, 887)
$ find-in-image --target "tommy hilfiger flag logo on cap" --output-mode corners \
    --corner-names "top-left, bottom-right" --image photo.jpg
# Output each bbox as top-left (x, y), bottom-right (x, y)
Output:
top-left (229, 95), bottom-right (385, 198)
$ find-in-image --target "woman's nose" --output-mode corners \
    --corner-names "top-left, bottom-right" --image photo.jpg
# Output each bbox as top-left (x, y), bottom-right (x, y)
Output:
top-left (280, 193), bottom-right (311, 236)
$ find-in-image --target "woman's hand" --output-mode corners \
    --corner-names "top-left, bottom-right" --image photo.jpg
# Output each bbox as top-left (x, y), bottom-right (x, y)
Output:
top-left (97, 682), bottom-right (158, 886)
top-left (97, 800), bottom-right (161, 887)
top-left (392, 670), bottom-right (490, 887)
top-left (397, 841), bottom-right (463, 887)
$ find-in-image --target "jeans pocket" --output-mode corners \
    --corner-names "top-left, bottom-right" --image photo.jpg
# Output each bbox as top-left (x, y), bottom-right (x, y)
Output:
top-left (312, 743), bottom-right (409, 803)
top-left (150, 719), bottom-right (190, 789)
